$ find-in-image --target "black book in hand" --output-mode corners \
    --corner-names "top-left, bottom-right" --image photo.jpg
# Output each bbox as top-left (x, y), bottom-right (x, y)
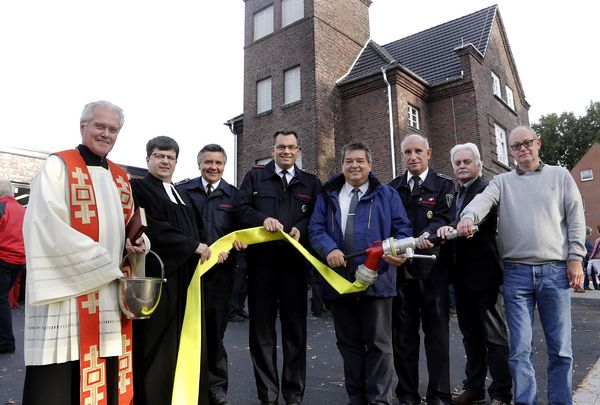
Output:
top-left (126, 207), bottom-right (147, 244)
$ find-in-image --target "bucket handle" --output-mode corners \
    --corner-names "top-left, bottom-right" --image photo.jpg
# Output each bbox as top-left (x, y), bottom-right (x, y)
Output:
top-left (120, 250), bottom-right (167, 283)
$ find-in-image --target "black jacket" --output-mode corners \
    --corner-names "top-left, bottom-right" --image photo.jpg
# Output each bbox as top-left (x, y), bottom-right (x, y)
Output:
top-left (389, 169), bottom-right (455, 280)
top-left (236, 160), bottom-right (322, 265)
top-left (176, 177), bottom-right (240, 245)
top-left (443, 176), bottom-right (503, 291)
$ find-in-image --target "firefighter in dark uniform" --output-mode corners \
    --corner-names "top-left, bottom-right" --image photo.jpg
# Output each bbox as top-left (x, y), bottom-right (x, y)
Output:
top-left (389, 134), bottom-right (455, 405)
top-left (236, 131), bottom-right (322, 405)
top-left (176, 144), bottom-right (243, 405)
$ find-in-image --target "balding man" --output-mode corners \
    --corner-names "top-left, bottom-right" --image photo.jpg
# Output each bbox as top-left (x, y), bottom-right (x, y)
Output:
top-left (457, 126), bottom-right (585, 405)
top-left (437, 143), bottom-right (511, 405)
top-left (389, 134), bottom-right (455, 405)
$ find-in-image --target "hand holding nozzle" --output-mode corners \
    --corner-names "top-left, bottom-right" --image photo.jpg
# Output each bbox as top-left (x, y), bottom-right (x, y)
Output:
top-left (435, 225), bottom-right (480, 242)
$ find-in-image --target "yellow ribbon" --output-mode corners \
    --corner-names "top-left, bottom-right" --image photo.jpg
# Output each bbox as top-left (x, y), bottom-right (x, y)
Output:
top-left (172, 227), bottom-right (368, 404)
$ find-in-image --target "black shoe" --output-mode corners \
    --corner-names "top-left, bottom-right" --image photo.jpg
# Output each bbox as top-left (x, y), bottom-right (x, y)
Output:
top-left (240, 310), bottom-right (249, 318)
top-left (260, 402), bottom-right (277, 405)
top-left (212, 397), bottom-right (230, 405)
top-left (228, 314), bottom-right (246, 322)
top-left (585, 287), bottom-right (593, 290)
top-left (0, 345), bottom-right (15, 354)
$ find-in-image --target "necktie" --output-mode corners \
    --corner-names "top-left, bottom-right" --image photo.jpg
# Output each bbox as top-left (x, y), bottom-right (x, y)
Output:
top-left (344, 188), bottom-right (360, 278)
top-left (281, 170), bottom-right (289, 190)
top-left (206, 183), bottom-right (213, 196)
top-left (411, 175), bottom-right (421, 195)
top-left (344, 188), bottom-right (360, 254)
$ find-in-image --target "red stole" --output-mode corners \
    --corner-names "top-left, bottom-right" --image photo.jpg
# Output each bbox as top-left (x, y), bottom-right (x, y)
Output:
top-left (55, 150), bottom-right (134, 405)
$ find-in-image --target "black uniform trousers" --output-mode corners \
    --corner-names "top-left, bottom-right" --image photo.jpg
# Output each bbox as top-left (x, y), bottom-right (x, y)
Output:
top-left (330, 296), bottom-right (394, 405)
top-left (247, 251), bottom-right (307, 404)
top-left (392, 277), bottom-right (450, 405)
top-left (203, 262), bottom-right (235, 399)
top-left (454, 283), bottom-right (512, 401)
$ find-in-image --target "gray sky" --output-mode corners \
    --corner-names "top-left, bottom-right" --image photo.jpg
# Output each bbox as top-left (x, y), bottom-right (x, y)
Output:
top-left (1, 0), bottom-right (597, 183)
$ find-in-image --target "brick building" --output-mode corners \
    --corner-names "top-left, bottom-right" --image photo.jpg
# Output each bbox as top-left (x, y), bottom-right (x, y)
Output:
top-left (0, 146), bottom-right (147, 206)
top-left (570, 144), bottom-right (600, 239)
top-left (228, 0), bottom-right (530, 183)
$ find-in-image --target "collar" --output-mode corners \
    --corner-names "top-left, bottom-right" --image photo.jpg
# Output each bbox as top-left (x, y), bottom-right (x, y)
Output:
top-left (202, 177), bottom-right (221, 191)
top-left (76, 144), bottom-right (108, 169)
top-left (458, 177), bottom-right (478, 192)
top-left (274, 163), bottom-right (295, 178)
top-left (342, 181), bottom-right (369, 198)
top-left (516, 161), bottom-right (545, 175)
top-left (414, 168), bottom-right (429, 183)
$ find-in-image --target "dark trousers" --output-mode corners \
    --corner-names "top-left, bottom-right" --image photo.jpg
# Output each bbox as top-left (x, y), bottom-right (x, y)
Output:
top-left (330, 296), bottom-right (394, 405)
top-left (229, 256), bottom-right (248, 317)
top-left (454, 283), bottom-right (512, 401)
top-left (23, 358), bottom-right (118, 405)
top-left (392, 278), bottom-right (451, 405)
top-left (203, 263), bottom-right (234, 399)
top-left (0, 260), bottom-right (23, 350)
top-left (247, 261), bottom-right (307, 403)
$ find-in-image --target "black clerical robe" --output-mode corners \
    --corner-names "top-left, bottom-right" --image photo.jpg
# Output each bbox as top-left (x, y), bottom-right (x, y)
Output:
top-left (130, 174), bottom-right (208, 405)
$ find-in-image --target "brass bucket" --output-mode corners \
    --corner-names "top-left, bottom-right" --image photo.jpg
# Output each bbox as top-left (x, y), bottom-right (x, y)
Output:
top-left (118, 250), bottom-right (166, 319)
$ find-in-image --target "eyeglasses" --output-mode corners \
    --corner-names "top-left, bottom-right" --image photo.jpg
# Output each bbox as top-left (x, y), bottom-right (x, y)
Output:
top-left (274, 145), bottom-right (300, 151)
top-left (150, 152), bottom-right (177, 161)
top-left (509, 137), bottom-right (538, 152)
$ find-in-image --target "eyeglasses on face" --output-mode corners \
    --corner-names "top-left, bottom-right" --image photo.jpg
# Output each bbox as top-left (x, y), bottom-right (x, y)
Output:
top-left (274, 145), bottom-right (300, 151)
top-left (150, 152), bottom-right (177, 161)
top-left (509, 137), bottom-right (538, 152)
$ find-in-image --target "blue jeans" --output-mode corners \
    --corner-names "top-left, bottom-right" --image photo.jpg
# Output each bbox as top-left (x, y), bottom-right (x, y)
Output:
top-left (503, 262), bottom-right (573, 405)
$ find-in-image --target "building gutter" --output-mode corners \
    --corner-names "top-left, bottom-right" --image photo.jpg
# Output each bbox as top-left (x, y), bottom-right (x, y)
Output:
top-left (381, 64), bottom-right (396, 179)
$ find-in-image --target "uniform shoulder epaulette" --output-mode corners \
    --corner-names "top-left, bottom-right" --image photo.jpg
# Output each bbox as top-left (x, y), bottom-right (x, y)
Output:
top-left (174, 178), bottom-right (192, 186)
top-left (252, 164), bottom-right (265, 168)
top-left (298, 168), bottom-right (318, 176)
top-left (436, 172), bottom-right (454, 181)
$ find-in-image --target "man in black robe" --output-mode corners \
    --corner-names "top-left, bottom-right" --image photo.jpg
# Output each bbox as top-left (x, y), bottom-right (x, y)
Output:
top-left (131, 136), bottom-right (225, 405)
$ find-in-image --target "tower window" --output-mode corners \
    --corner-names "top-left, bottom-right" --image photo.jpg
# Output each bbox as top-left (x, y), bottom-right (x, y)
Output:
top-left (254, 5), bottom-right (274, 41)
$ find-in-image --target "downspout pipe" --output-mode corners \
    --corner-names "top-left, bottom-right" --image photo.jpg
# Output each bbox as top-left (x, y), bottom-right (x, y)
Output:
top-left (227, 121), bottom-right (238, 187)
top-left (381, 64), bottom-right (396, 179)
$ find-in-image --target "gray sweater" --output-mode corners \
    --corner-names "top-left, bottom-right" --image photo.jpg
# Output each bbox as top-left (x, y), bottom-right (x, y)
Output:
top-left (461, 164), bottom-right (586, 264)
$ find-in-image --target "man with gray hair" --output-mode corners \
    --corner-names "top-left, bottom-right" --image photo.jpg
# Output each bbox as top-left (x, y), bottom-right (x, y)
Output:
top-left (436, 143), bottom-right (512, 405)
top-left (0, 178), bottom-right (26, 355)
top-left (457, 126), bottom-right (585, 405)
top-left (22, 100), bottom-right (146, 404)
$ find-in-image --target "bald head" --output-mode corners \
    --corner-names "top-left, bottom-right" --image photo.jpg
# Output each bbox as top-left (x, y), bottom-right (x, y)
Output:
top-left (401, 134), bottom-right (432, 176)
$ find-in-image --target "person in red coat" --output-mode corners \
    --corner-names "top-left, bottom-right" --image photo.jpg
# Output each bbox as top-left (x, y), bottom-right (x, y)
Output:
top-left (0, 177), bottom-right (26, 354)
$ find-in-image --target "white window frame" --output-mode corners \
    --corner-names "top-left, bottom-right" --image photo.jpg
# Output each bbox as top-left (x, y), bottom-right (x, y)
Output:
top-left (408, 105), bottom-right (420, 129)
top-left (284, 66), bottom-right (301, 105)
top-left (282, 0), bottom-right (304, 27)
top-left (494, 123), bottom-right (508, 165)
top-left (256, 77), bottom-right (272, 114)
top-left (505, 86), bottom-right (515, 109)
top-left (253, 5), bottom-right (274, 41)
top-left (491, 71), bottom-right (501, 97)
top-left (581, 169), bottom-right (594, 182)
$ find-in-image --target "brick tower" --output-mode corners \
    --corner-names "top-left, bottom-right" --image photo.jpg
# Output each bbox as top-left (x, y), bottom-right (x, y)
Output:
top-left (239, 0), bottom-right (371, 183)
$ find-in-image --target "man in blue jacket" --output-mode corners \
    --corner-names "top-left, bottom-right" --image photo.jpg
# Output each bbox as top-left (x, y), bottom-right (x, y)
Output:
top-left (309, 141), bottom-right (412, 405)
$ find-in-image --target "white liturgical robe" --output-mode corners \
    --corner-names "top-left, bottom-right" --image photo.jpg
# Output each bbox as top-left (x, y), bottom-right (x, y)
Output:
top-left (23, 155), bottom-right (126, 365)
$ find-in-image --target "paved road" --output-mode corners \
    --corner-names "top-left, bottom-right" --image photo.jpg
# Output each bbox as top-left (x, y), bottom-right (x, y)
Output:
top-left (2, 291), bottom-right (600, 404)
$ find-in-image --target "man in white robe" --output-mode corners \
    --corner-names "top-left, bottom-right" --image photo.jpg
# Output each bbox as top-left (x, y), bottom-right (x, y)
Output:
top-left (22, 100), bottom-right (146, 405)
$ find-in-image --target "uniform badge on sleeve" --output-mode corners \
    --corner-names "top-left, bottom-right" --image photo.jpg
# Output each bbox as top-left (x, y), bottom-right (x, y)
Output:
top-left (301, 204), bottom-right (308, 213)
top-left (427, 210), bottom-right (433, 219)
top-left (446, 193), bottom-right (455, 208)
